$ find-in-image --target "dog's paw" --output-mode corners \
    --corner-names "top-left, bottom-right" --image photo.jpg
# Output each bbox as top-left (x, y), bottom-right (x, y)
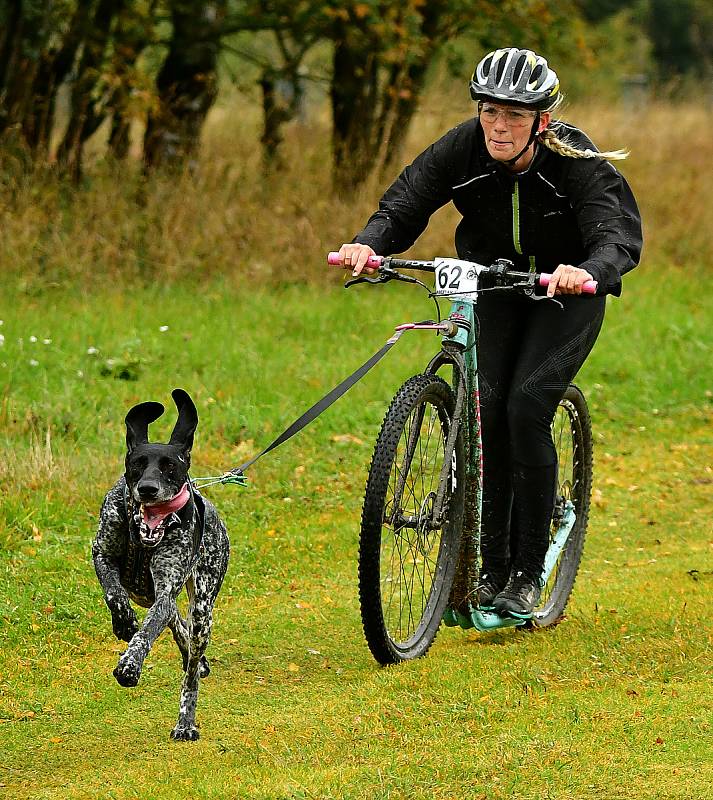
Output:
top-left (170, 725), bottom-right (200, 742)
top-left (113, 658), bottom-right (141, 687)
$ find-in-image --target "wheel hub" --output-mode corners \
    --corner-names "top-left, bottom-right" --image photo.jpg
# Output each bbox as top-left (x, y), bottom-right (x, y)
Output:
top-left (416, 492), bottom-right (437, 555)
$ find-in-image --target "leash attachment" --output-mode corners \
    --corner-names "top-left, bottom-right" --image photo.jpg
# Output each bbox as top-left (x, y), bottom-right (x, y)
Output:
top-left (192, 472), bottom-right (249, 490)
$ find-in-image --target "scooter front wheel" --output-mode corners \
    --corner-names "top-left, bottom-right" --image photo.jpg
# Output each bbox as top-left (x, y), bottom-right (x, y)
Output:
top-left (358, 374), bottom-right (465, 664)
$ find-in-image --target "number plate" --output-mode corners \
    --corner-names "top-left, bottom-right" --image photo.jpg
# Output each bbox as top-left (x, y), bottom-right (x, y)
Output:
top-left (434, 258), bottom-right (487, 296)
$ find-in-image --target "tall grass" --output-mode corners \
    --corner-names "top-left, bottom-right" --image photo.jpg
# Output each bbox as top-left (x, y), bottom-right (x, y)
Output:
top-left (2, 94), bottom-right (712, 291)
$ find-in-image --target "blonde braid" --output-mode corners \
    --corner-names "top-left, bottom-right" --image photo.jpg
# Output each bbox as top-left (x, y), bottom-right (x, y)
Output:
top-left (538, 127), bottom-right (628, 162)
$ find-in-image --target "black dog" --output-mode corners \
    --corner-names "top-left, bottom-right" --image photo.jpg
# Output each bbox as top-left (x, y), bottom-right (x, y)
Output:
top-left (92, 389), bottom-right (229, 741)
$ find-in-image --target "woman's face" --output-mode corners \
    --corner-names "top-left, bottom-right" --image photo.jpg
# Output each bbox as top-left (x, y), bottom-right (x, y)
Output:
top-left (479, 102), bottom-right (550, 169)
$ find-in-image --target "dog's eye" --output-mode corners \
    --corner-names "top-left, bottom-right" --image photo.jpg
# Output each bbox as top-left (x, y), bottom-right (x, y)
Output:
top-left (126, 458), bottom-right (147, 480)
top-left (160, 459), bottom-right (176, 475)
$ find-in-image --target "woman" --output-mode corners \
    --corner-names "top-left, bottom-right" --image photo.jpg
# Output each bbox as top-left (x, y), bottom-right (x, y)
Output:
top-left (335, 48), bottom-right (642, 618)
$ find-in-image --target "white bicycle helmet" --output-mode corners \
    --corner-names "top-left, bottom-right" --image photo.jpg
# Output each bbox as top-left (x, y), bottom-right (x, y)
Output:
top-left (469, 48), bottom-right (560, 111)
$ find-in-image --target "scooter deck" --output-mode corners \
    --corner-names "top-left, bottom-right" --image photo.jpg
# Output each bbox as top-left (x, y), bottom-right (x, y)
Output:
top-left (443, 606), bottom-right (527, 632)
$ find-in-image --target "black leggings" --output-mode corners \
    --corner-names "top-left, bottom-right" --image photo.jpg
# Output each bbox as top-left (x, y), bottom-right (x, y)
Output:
top-left (475, 291), bottom-right (606, 577)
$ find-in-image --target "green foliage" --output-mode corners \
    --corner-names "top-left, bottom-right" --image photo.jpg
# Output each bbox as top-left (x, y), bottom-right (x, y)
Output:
top-left (575, 0), bottom-right (633, 23)
top-left (646, 0), bottom-right (713, 79)
top-left (2, 0), bottom-right (713, 180)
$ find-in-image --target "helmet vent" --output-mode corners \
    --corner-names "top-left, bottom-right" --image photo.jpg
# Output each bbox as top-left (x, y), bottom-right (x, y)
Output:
top-left (494, 53), bottom-right (507, 84)
top-left (513, 54), bottom-right (528, 85)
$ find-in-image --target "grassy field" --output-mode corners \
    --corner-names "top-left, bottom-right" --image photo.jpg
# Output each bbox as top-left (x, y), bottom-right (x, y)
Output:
top-left (1, 263), bottom-right (711, 799)
top-left (1, 97), bottom-right (712, 798)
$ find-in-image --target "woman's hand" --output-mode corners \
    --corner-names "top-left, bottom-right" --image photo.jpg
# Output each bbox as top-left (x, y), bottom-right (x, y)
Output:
top-left (336, 243), bottom-right (377, 276)
top-left (546, 264), bottom-right (595, 297)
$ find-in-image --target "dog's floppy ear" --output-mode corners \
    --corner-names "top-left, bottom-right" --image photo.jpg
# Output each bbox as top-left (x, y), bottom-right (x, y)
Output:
top-left (125, 401), bottom-right (165, 452)
top-left (169, 388), bottom-right (198, 453)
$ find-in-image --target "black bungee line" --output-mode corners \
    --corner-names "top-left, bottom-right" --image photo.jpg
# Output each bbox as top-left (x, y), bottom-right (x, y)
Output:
top-left (193, 325), bottom-right (421, 489)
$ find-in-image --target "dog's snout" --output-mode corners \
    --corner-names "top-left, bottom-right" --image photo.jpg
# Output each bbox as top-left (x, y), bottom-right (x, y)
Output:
top-left (137, 481), bottom-right (160, 501)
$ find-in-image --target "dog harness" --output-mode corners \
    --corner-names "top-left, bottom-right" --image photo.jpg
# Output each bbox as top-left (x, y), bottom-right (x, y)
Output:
top-left (121, 481), bottom-right (206, 607)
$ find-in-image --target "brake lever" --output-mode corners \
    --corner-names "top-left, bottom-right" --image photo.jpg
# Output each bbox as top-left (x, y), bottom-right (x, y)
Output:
top-left (344, 275), bottom-right (384, 288)
top-left (510, 279), bottom-right (563, 308)
top-left (345, 266), bottom-right (415, 288)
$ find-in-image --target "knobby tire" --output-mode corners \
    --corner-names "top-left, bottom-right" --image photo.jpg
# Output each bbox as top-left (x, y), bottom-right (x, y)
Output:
top-left (358, 374), bottom-right (465, 664)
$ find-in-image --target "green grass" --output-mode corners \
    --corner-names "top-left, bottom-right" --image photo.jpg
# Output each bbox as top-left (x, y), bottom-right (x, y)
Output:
top-left (1, 265), bottom-right (711, 799)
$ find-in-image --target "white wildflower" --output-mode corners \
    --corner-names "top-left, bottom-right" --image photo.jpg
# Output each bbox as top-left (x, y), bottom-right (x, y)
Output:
top-left (29, 335), bottom-right (37, 343)
top-left (29, 359), bottom-right (39, 366)
top-left (87, 346), bottom-right (99, 355)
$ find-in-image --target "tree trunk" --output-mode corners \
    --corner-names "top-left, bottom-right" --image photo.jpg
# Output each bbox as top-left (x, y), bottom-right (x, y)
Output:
top-left (329, 6), bottom-right (444, 186)
top-left (107, 1), bottom-right (155, 160)
top-left (23, 4), bottom-right (90, 158)
top-left (0, 0), bottom-right (23, 99)
top-left (259, 64), bottom-right (304, 171)
top-left (375, 60), bottom-right (430, 175)
top-left (330, 23), bottom-right (379, 185)
top-left (0, 2), bottom-right (42, 140)
top-left (143, 1), bottom-right (227, 169)
top-left (55, 0), bottom-right (122, 179)
top-left (260, 70), bottom-right (287, 168)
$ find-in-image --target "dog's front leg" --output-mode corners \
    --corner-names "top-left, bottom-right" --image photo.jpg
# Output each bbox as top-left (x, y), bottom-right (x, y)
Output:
top-left (113, 589), bottom-right (178, 687)
top-left (114, 532), bottom-right (191, 687)
top-left (93, 493), bottom-right (139, 643)
top-left (93, 547), bottom-right (139, 643)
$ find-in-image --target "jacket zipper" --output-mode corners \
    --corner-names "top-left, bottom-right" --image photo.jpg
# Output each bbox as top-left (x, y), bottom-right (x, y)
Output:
top-left (512, 181), bottom-right (522, 255)
top-left (512, 180), bottom-right (537, 274)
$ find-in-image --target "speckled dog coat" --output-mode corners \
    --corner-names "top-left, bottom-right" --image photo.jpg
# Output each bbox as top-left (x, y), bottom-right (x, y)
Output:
top-left (92, 389), bottom-right (229, 741)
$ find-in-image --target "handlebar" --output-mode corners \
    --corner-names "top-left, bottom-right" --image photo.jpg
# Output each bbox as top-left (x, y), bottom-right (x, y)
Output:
top-left (537, 272), bottom-right (597, 294)
top-left (327, 252), bottom-right (384, 270)
top-left (327, 252), bottom-right (598, 295)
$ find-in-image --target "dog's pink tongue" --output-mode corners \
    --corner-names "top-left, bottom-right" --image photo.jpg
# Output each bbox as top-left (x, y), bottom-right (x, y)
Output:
top-left (142, 483), bottom-right (190, 531)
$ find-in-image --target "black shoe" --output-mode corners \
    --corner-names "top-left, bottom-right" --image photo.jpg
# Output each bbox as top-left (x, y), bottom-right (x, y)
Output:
top-left (493, 570), bottom-right (543, 619)
top-left (475, 569), bottom-right (510, 610)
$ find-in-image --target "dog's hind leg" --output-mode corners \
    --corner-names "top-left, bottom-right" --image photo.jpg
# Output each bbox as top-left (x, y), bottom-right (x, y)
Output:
top-left (170, 581), bottom-right (215, 741)
top-left (169, 610), bottom-right (210, 677)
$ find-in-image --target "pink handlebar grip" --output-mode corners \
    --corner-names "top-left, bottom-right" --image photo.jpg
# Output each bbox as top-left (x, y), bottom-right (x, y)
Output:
top-left (538, 273), bottom-right (598, 295)
top-left (327, 251), bottom-right (383, 269)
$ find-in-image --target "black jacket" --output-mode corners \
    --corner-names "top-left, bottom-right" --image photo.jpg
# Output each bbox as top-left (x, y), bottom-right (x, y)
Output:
top-left (354, 118), bottom-right (642, 296)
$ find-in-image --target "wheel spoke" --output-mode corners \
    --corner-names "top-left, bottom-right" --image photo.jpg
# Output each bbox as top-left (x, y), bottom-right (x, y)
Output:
top-left (379, 398), bottom-right (451, 641)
